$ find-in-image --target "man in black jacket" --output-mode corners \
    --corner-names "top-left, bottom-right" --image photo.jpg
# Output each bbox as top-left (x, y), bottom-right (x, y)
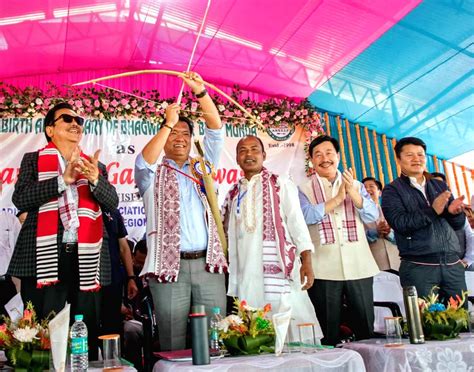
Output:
top-left (8, 102), bottom-right (119, 358)
top-left (382, 137), bottom-right (466, 301)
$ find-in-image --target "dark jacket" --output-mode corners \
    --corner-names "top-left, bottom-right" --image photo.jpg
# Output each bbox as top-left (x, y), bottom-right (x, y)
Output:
top-left (8, 151), bottom-right (119, 284)
top-left (381, 174), bottom-right (465, 263)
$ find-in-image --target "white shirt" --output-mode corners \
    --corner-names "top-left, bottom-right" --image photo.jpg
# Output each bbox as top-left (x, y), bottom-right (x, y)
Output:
top-left (0, 211), bottom-right (21, 276)
top-left (408, 175), bottom-right (427, 199)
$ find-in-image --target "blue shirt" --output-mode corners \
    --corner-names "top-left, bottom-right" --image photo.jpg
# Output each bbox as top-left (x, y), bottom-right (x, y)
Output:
top-left (135, 126), bottom-right (224, 252)
top-left (298, 183), bottom-right (379, 225)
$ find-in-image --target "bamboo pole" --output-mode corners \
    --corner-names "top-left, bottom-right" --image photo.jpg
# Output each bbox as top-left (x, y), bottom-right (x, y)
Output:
top-left (442, 160), bottom-right (452, 190)
top-left (336, 116), bottom-right (347, 169)
top-left (461, 166), bottom-right (471, 200)
top-left (324, 112), bottom-right (331, 136)
top-left (194, 140), bottom-right (228, 257)
top-left (372, 130), bottom-right (384, 183)
top-left (432, 155), bottom-right (440, 173)
top-left (344, 119), bottom-right (356, 174)
top-left (391, 138), bottom-right (400, 177)
top-left (364, 126), bottom-right (375, 177)
top-left (382, 135), bottom-right (393, 182)
top-left (451, 162), bottom-right (461, 197)
top-left (355, 124), bottom-right (367, 178)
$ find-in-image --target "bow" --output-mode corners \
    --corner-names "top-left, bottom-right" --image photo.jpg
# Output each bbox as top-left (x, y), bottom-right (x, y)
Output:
top-left (72, 70), bottom-right (264, 130)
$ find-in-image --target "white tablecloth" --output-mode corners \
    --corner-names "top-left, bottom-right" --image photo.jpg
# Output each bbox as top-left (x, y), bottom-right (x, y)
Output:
top-left (153, 349), bottom-right (365, 372)
top-left (342, 333), bottom-right (474, 372)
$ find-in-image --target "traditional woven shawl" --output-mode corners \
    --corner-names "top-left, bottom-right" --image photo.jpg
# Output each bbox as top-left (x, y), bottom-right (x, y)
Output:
top-left (310, 173), bottom-right (358, 244)
top-left (147, 158), bottom-right (227, 283)
top-left (36, 142), bottom-right (102, 291)
top-left (222, 168), bottom-right (297, 280)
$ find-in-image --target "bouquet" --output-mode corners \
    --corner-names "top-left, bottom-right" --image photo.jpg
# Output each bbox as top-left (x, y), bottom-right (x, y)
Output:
top-left (217, 299), bottom-right (275, 355)
top-left (0, 302), bottom-right (52, 371)
top-left (418, 287), bottom-right (468, 340)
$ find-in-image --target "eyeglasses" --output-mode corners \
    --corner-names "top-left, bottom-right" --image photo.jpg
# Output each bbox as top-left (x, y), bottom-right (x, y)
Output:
top-left (53, 114), bottom-right (85, 126)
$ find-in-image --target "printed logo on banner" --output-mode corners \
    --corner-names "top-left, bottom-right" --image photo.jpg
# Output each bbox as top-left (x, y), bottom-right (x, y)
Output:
top-left (266, 122), bottom-right (295, 141)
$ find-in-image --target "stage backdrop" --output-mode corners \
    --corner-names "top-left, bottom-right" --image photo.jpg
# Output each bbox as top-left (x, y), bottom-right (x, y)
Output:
top-left (0, 116), bottom-right (308, 242)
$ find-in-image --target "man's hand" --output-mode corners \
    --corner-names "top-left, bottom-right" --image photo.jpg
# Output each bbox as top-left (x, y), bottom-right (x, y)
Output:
top-left (164, 103), bottom-right (180, 128)
top-left (376, 220), bottom-right (391, 237)
top-left (447, 195), bottom-right (465, 215)
top-left (342, 168), bottom-right (363, 208)
top-left (335, 179), bottom-right (347, 205)
top-left (432, 191), bottom-right (451, 215)
top-left (182, 71), bottom-right (206, 95)
top-left (121, 304), bottom-right (133, 321)
top-left (80, 149), bottom-right (101, 184)
top-left (63, 146), bottom-right (81, 185)
top-left (127, 279), bottom-right (138, 300)
top-left (300, 251), bottom-right (315, 290)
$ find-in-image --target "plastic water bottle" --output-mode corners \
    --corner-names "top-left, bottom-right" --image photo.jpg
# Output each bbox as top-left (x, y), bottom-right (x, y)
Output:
top-left (70, 314), bottom-right (88, 371)
top-left (210, 307), bottom-right (222, 353)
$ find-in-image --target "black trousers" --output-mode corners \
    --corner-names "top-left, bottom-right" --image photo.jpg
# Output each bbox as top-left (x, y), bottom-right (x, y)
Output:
top-left (21, 246), bottom-right (101, 360)
top-left (308, 277), bottom-right (374, 346)
top-left (399, 260), bottom-right (467, 306)
top-left (0, 276), bottom-right (17, 319)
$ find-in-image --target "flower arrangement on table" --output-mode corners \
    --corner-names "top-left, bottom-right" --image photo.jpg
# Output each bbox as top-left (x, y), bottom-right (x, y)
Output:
top-left (217, 299), bottom-right (275, 355)
top-left (418, 287), bottom-right (468, 340)
top-left (0, 302), bottom-right (52, 371)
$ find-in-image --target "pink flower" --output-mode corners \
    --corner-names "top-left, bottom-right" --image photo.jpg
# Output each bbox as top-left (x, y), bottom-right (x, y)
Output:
top-left (120, 99), bottom-right (129, 106)
top-left (295, 110), bottom-right (301, 116)
top-left (102, 102), bottom-right (109, 110)
top-left (191, 102), bottom-right (198, 112)
top-left (12, 98), bottom-right (19, 104)
top-left (147, 101), bottom-right (155, 108)
top-left (302, 109), bottom-right (308, 115)
top-left (269, 110), bottom-right (275, 117)
top-left (94, 100), bottom-right (100, 108)
top-left (74, 100), bottom-right (82, 108)
top-left (84, 99), bottom-right (91, 107)
top-left (260, 112), bottom-right (267, 119)
top-left (283, 111), bottom-right (290, 118)
top-left (131, 100), bottom-right (138, 108)
top-left (111, 99), bottom-right (119, 107)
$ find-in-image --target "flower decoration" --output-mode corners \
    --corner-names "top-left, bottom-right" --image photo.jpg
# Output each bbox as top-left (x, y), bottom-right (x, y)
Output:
top-left (0, 301), bottom-right (53, 370)
top-left (418, 287), bottom-right (468, 340)
top-left (217, 298), bottom-right (275, 355)
top-left (0, 82), bottom-right (325, 176)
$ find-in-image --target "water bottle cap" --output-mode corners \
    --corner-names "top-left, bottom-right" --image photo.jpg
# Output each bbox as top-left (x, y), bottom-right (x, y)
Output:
top-left (75, 314), bottom-right (84, 321)
top-left (212, 307), bottom-right (220, 314)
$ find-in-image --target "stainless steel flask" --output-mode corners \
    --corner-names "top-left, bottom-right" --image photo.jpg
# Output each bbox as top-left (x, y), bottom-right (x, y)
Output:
top-left (403, 286), bottom-right (425, 344)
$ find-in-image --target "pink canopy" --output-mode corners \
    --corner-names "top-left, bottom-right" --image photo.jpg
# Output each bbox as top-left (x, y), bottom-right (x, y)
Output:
top-left (0, 0), bottom-right (420, 98)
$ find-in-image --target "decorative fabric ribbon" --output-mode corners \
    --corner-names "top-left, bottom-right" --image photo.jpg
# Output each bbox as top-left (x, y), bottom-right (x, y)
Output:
top-left (36, 142), bottom-right (102, 291)
top-left (147, 158), bottom-right (227, 282)
top-left (310, 173), bottom-right (358, 244)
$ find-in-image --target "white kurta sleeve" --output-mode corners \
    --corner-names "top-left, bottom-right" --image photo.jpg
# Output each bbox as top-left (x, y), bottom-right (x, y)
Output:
top-left (279, 177), bottom-right (315, 254)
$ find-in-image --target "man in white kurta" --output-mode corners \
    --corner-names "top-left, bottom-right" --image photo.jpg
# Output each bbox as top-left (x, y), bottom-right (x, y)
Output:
top-left (222, 136), bottom-right (322, 341)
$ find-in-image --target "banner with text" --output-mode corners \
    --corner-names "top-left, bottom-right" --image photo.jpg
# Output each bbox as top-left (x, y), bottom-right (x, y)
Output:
top-left (1, 116), bottom-right (308, 241)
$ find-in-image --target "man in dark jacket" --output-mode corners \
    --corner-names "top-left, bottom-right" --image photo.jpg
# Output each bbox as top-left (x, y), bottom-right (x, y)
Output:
top-left (382, 137), bottom-right (466, 301)
top-left (8, 102), bottom-right (119, 358)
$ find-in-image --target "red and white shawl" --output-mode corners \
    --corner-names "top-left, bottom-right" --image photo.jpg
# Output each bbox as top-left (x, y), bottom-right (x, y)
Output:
top-left (147, 158), bottom-right (228, 283)
top-left (36, 142), bottom-right (102, 291)
top-left (310, 173), bottom-right (358, 244)
top-left (222, 168), bottom-right (297, 280)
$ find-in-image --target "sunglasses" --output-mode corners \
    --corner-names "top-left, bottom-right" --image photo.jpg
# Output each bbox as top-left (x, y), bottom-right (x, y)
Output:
top-left (53, 114), bottom-right (85, 126)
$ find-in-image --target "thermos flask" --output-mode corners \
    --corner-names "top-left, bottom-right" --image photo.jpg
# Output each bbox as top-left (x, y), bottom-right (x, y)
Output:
top-left (189, 305), bottom-right (210, 365)
top-left (403, 286), bottom-right (425, 344)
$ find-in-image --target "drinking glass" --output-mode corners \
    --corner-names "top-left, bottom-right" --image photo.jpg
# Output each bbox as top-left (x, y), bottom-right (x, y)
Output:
top-left (384, 317), bottom-right (403, 347)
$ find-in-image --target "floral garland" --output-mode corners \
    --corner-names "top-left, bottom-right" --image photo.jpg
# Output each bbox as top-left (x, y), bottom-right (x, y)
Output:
top-left (0, 82), bottom-right (325, 175)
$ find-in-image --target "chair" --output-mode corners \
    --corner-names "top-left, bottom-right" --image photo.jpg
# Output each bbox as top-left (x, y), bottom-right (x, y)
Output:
top-left (373, 271), bottom-right (405, 333)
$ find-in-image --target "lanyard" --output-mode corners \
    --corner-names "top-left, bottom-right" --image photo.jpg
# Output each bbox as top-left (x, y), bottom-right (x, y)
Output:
top-left (236, 185), bottom-right (247, 214)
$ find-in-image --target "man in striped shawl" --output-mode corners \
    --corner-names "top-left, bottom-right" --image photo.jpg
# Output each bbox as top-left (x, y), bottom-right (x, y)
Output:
top-left (135, 71), bottom-right (227, 351)
top-left (222, 136), bottom-right (322, 341)
top-left (8, 102), bottom-right (118, 359)
top-left (299, 135), bottom-right (379, 346)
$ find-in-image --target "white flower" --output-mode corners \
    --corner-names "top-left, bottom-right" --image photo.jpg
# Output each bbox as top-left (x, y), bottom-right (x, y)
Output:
top-left (274, 115), bottom-right (281, 122)
top-left (217, 315), bottom-right (243, 332)
top-left (161, 102), bottom-right (168, 109)
top-left (436, 347), bottom-right (466, 372)
top-left (218, 105), bottom-right (225, 112)
top-left (35, 98), bottom-right (43, 105)
top-left (13, 326), bottom-right (38, 342)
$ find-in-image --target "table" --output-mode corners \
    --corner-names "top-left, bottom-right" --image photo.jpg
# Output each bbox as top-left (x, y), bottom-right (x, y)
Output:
top-left (153, 349), bottom-right (366, 372)
top-left (342, 333), bottom-right (474, 372)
